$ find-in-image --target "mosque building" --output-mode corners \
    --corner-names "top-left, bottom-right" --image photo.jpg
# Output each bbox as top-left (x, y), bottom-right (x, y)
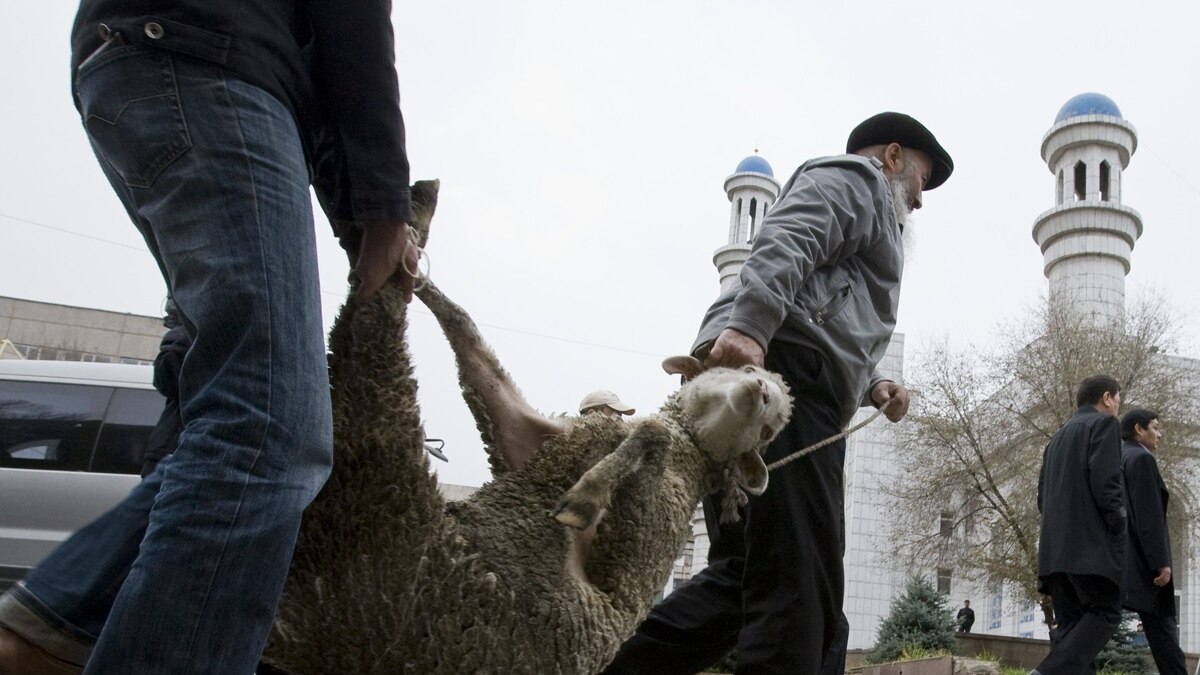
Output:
top-left (673, 93), bottom-right (1199, 652)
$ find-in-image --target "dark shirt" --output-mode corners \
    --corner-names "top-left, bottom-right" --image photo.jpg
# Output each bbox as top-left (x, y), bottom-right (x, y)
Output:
top-left (956, 607), bottom-right (974, 628)
top-left (70, 0), bottom-right (412, 232)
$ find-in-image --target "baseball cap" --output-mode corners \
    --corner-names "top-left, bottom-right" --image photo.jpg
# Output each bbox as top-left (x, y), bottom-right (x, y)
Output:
top-left (578, 390), bottom-right (636, 415)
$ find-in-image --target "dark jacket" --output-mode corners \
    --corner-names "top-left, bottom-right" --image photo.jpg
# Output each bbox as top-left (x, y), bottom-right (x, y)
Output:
top-left (1121, 440), bottom-right (1175, 615)
top-left (1037, 406), bottom-right (1126, 586)
top-left (70, 0), bottom-right (412, 239)
top-left (956, 607), bottom-right (975, 630)
top-left (692, 155), bottom-right (902, 426)
top-left (142, 325), bottom-right (190, 477)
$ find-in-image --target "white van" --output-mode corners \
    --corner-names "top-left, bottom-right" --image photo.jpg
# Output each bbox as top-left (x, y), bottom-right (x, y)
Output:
top-left (0, 359), bottom-right (162, 591)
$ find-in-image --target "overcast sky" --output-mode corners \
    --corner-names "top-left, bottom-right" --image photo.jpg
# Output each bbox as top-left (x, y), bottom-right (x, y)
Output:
top-left (3, 2), bottom-right (1199, 487)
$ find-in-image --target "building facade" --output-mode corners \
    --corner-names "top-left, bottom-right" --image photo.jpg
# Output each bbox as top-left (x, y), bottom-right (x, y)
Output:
top-left (0, 295), bottom-right (163, 364)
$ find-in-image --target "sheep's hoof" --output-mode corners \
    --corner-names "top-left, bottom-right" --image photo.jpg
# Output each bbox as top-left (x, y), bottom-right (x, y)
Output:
top-left (552, 499), bottom-right (596, 530)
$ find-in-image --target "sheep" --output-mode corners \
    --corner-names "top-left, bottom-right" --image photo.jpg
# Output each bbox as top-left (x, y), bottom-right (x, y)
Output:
top-left (261, 179), bottom-right (793, 675)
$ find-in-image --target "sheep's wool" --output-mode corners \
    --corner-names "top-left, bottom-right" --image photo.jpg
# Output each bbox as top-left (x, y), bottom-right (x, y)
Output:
top-left (263, 181), bottom-right (772, 674)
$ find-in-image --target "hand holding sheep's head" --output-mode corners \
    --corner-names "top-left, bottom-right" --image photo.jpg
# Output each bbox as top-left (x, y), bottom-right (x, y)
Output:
top-left (662, 355), bottom-right (792, 496)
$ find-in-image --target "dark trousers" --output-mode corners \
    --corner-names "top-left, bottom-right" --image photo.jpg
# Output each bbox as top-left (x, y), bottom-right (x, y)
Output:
top-left (1137, 611), bottom-right (1187, 675)
top-left (603, 343), bottom-right (848, 675)
top-left (1037, 573), bottom-right (1121, 675)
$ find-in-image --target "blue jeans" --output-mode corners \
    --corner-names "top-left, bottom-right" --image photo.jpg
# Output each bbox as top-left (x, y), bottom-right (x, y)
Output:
top-left (1, 43), bottom-right (334, 673)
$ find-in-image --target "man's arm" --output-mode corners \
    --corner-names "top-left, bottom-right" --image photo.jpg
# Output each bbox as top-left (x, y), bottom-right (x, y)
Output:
top-left (702, 328), bottom-right (765, 369)
top-left (722, 161), bottom-right (890, 351)
top-left (306, 0), bottom-right (416, 302)
top-left (868, 379), bottom-right (909, 422)
top-left (1126, 450), bottom-right (1173, 578)
top-left (152, 326), bottom-right (190, 397)
top-left (1088, 416), bottom-right (1126, 533)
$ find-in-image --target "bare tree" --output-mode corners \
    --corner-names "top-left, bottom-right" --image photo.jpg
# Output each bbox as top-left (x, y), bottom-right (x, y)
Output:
top-left (885, 294), bottom-right (1198, 626)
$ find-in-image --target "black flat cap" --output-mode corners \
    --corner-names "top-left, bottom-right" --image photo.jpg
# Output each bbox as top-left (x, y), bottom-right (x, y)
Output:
top-left (846, 112), bottom-right (953, 190)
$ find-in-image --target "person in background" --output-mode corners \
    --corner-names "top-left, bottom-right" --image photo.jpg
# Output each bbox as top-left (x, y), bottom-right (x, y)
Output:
top-left (956, 600), bottom-right (975, 633)
top-left (579, 390), bottom-right (636, 419)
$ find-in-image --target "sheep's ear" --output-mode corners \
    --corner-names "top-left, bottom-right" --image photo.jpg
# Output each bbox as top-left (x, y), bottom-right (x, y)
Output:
top-left (662, 355), bottom-right (704, 381)
top-left (734, 451), bottom-right (769, 496)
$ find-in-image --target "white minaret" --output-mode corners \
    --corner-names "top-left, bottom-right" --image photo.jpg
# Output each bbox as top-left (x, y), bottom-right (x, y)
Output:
top-left (713, 153), bottom-right (781, 292)
top-left (1032, 93), bottom-right (1142, 325)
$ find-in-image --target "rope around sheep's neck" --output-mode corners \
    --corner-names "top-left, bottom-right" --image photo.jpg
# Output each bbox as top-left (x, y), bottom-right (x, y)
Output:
top-left (765, 397), bottom-right (895, 472)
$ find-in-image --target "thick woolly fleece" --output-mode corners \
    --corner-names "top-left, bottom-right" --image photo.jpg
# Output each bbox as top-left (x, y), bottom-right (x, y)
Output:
top-left (261, 182), bottom-right (737, 674)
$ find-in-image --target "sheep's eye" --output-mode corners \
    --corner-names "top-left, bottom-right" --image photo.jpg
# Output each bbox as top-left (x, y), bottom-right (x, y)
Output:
top-left (743, 366), bottom-right (756, 373)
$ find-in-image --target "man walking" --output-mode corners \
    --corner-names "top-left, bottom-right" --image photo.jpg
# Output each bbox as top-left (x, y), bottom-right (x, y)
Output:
top-left (1120, 408), bottom-right (1186, 675)
top-left (602, 112), bottom-right (953, 675)
top-left (1034, 375), bottom-right (1126, 675)
top-left (0, 1), bottom-right (416, 673)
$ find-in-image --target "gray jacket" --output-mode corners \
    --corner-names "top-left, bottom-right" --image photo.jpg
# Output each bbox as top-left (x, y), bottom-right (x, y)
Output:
top-left (692, 154), bottom-right (902, 425)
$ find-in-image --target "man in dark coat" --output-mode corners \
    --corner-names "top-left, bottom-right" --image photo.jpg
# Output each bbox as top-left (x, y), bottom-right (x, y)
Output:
top-left (1034, 375), bottom-right (1126, 675)
top-left (1120, 408), bottom-right (1186, 675)
top-left (956, 600), bottom-right (975, 633)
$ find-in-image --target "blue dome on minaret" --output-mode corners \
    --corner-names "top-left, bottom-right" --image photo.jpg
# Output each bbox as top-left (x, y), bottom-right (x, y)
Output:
top-left (1054, 93), bottom-right (1122, 123)
top-left (734, 154), bottom-right (774, 177)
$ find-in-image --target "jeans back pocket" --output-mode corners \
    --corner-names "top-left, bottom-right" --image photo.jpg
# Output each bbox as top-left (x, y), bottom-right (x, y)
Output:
top-left (76, 47), bottom-right (192, 189)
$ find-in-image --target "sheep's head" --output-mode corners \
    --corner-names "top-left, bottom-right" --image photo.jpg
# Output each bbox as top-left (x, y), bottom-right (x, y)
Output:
top-left (663, 356), bottom-right (792, 496)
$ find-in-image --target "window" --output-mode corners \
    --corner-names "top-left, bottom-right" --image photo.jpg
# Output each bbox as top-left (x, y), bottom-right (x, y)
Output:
top-left (1020, 631), bottom-right (1033, 639)
top-left (936, 568), bottom-right (952, 594)
top-left (0, 381), bottom-right (110, 471)
top-left (1057, 169), bottom-right (1064, 204)
top-left (1073, 161), bottom-right (1086, 201)
top-left (748, 197), bottom-right (758, 242)
top-left (989, 589), bottom-right (1003, 630)
top-left (1099, 161), bottom-right (1111, 201)
top-left (91, 388), bottom-right (164, 474)
top-left (939, 510), bottom-right (954, 538)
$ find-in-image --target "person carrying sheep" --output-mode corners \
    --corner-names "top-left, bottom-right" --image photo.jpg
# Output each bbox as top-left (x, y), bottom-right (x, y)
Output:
top-left (0, 2), bottom-right (416, 674)
top-left (603, 112), bottom-right (954, 675)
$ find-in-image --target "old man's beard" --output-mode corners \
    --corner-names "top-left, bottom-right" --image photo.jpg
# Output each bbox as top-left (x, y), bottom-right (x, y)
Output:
top-left (890, 177), bottom-right (917, 259)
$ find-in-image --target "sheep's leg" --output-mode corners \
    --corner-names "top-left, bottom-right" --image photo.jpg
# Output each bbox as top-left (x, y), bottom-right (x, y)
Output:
top-left (553, 420), bottom-right (671, 589)
top-left (552, 420), bottom-right (671, 531)
top-left (415, 281), bottom-right (565, 474)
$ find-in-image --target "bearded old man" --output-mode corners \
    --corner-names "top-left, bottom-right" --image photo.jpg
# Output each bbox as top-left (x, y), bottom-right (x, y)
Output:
top-left (603, 112), bottom-right (953, 675)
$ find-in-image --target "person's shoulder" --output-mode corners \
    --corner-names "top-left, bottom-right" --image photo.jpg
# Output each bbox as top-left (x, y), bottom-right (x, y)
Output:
top-left (1122, 441), bottom-right (1155, 465)
top-left (1121, 439), bottom-right (1145, 453)
top-left (800, 154), bottom-right (885, 181)
top-left (795, 154), bottom-right (888, 198)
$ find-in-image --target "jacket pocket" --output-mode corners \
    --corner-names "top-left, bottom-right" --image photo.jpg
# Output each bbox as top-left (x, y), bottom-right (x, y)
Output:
top-left (812, 282), bottom-right (853, 326)
top-left (77, 46), bottom-right (192, 189)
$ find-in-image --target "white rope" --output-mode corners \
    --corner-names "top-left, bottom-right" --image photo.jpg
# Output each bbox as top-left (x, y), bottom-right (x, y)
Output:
top-left (405, 226), bottom-right (431, 291)
top-left (765, 398), bottom-right (895, 472)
